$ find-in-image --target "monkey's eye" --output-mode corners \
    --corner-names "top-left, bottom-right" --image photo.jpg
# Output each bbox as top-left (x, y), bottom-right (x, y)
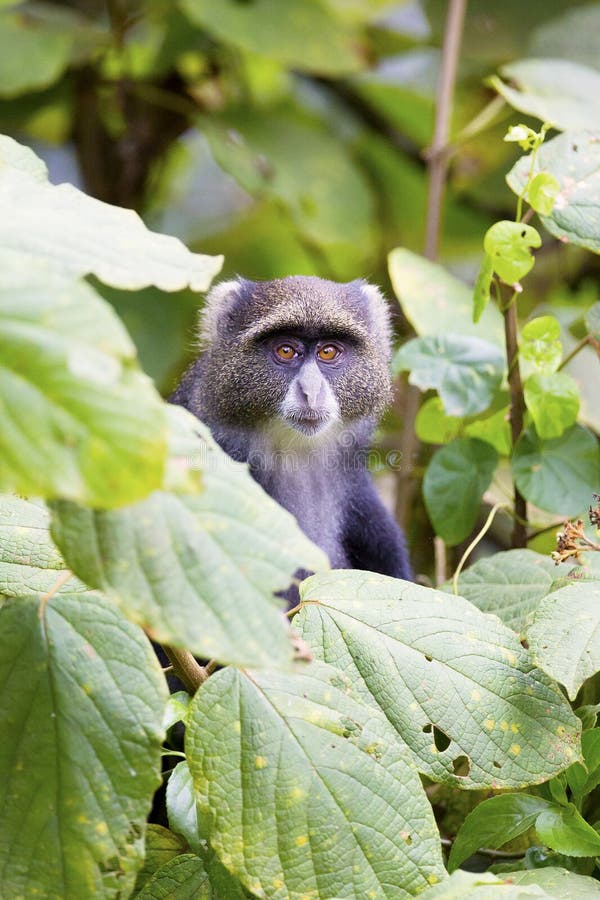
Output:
top-left (275, 343), bottom-right (297, 361)
top-left (317, 344), bottom-right (340, 362)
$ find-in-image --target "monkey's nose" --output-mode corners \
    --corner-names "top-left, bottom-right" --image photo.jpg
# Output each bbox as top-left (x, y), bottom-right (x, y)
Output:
top-left (296, 367), bottom-right (327, 409)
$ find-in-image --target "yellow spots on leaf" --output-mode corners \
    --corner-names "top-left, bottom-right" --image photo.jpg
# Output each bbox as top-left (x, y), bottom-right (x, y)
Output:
top-left (409, 702), bottom-right (418, 712)
top-left (510, 723), bottom-right (519, 734)
top-left (76, 815), bottom-right (89, 825)
top-left (556, 725), bottom-right (567, 737)
top-left (564, 746), bottom-right (574, 758)
top-left (471, 690), bottom-right (481, 702)
top-left (368, 891), bottom-right (377, 898)
top-left (509, 743), bottom-right (521, 756)
top-left (427, 875), bottom-right (440, 885)
top-left (295, 835), bottom-right (309, 847)
top-left (255, 756), bottom-right (267, 769)
top-left (232, 720), bottom-right (241, 733)
top-left (483, 718), bottom-right (495, 731)
top-left (272, 878), bottom-right (284, 890)
top-left (95, 822), bottom-right (108, 835)
top-left (323, 691), bottom-right (332, 702)
top-left (290, 787), bottom-right (305, 802)
top-left (430, 745), bottom-right (438, 754)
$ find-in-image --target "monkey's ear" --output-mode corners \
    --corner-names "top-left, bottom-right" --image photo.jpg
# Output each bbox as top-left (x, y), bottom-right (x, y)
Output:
top-left (198, 278), bottom-right (251, 346)
top-left (359, 282), bottom-right (393, 356)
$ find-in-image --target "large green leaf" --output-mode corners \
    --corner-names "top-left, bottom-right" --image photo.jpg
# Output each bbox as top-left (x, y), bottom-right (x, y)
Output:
top-left (0, 494), bottom-right (87, 597)
top-left (535, 803), bottom-right (600, 857)
top-left (423, 438), bottom-right (498, 545)
top-left (511, 424), bottom-right (600, 516)
top-left (419, 869), bottom-right (550, 898)
top-left (202, 109), bottom-right (376, 278)
top-left (166, 761), bottom-right (201, 854)
top-left (180, 0), bottom-right (363, 75)
top-left (0, 280), bottom-right (167, 506)
top-left (295, 571), bottom-right (581, 788)
top-left (135, 826), bottom-right (188, 892)
top-left (0, 135), bottom-right (223, 290)
top-left (527, 582), bottom-right (600, 700)
top-left (135, 855), bottom-right (211, 899)
top-left (507, 868), bottom-right (600, 898)
top-left (0, 9), bottom-right (72, 97)
top-left (393, 334), bottom-right (505, 417)
top-left (448, 793), bottom-right (553, 872)
top-left (443, 549), bottom-right (567, 635)
top-left (490, 60), bottom-right (600, 131)
top-left (0, 593), bottom-right (167, 898)
top-left (388, 248), bottom-right (504, 347)
top-left (506, 131), bottom-right (600, 254)
top-left (187, 663), bottom-right (445, 899)
top-left (483, 220), bottom-right (541, 285)
top-left (51, 408), bottom-right (327, 667)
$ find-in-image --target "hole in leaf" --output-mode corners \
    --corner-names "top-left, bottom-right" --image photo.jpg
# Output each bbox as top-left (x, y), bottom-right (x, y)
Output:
top-left (422, 723), bottom-right (432, 733)
top-left (452, 755), bottom-right (470, 776)
top-left (433, 725), bottom-right (451, 752)
top-left (424, 654), bottom-right (433, 662)
top-left (521, 230), bottom-right (526, 238)
top-left (520, 638), bottom-right (529, 649)
top-left (493, 760), bottom-right (501, 768)
top-left (573, 144), bottom-right (578, 152)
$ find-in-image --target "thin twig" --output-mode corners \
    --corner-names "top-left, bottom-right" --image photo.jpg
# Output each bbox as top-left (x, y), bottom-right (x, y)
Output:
top-left (424, 0), bottom-right (468, 260)
top-left (434, 536), bottom-right (447, 586)
top-left (503, 295), bottom-right (528, 547)
top-left (558, 335), bottom-right (590, 371)
top-left (440, 836), bottom-right (525, 861)
top-left (161, 644), bottom-right (208, 694)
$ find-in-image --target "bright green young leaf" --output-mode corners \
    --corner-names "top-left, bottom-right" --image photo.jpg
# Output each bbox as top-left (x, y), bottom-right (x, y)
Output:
top-left (135, 854), bottom-right (211, 899)
top-left (442, 549), bottom-right (567, 635)
top-left (0, 593), bottom-right (167, 899)
top-left (448, 793), bottom-right (552, 872)
top-left (296, 571), bottom-right (581, 789)
top-left (528, 172), bottom-right (560, 216)
top-left (135, 826), bottom-right (188, 892)
top-left (524, 372), bottom-right (580, 440)
top-left (393, 335), bottom-right (505, 417)
top-left (0, 495), bottom-right (87, 597)
top-left (511, 425), bottom-right (600, 516)
top-left (473, 252), bottom-right (494, 323)
top-left (0, 281), bottom-right (167, 507)
top-left (527, 583), bottom-right (600, 700)
top-left (423, 438), bottom-right (498, 545)
top-left (490, 60), bottom-right (600, 131)
top-left (187, 664), bottom-right (446, 898)
top-left (162, 692), bottom-right (191, 733)
top-left (51, 408), bottom-right (327, 667)
top-left (535, 804), bottom-right (600, 857)
top-left (0, 135), bottom-right (223, 290)
top-left (520, 316), bottom-right (563, 377)
top-left (464, 404), bottom-right (512, 456)
top-left (483, 220), bottom-right (541, 285)
top-left (166, 761), bottom-right (201, 854)
top-left (388, 248), bottom-right (505, 347)
top-left (420, 868), bottom-right (550, 898)
top-left (585, 301), bottom-right (600, 341)
top-left (506, 131), bottom-right (600, 254)
top-left (180, 0), bottom-right (363, 75)
top-left (506, 868), bottom-right (600, 898)
top-left (0, 10), bottom-right (72, 97)
top-left (504, 124), bottom-right (539, 150)
top-left (415, 397), bottom-right (462, 445)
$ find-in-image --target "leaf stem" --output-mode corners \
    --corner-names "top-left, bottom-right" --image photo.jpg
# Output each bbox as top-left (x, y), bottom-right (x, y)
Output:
top-left (161, 644), bottom-right (208, 694)
top-left (452, 502), bottom-right (506, 594)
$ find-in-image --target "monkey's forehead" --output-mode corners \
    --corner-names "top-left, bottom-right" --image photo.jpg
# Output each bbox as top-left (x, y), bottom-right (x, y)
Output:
top-left (231, 276), bottom-right (388, 344)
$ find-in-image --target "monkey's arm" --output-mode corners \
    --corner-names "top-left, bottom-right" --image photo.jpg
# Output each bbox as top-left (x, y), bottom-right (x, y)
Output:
top-left (342, 472), bottom-right (413, 581)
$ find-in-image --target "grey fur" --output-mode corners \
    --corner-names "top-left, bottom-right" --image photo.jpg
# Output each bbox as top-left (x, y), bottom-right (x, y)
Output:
top-left (171, 276), bottom-right (412, 585)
